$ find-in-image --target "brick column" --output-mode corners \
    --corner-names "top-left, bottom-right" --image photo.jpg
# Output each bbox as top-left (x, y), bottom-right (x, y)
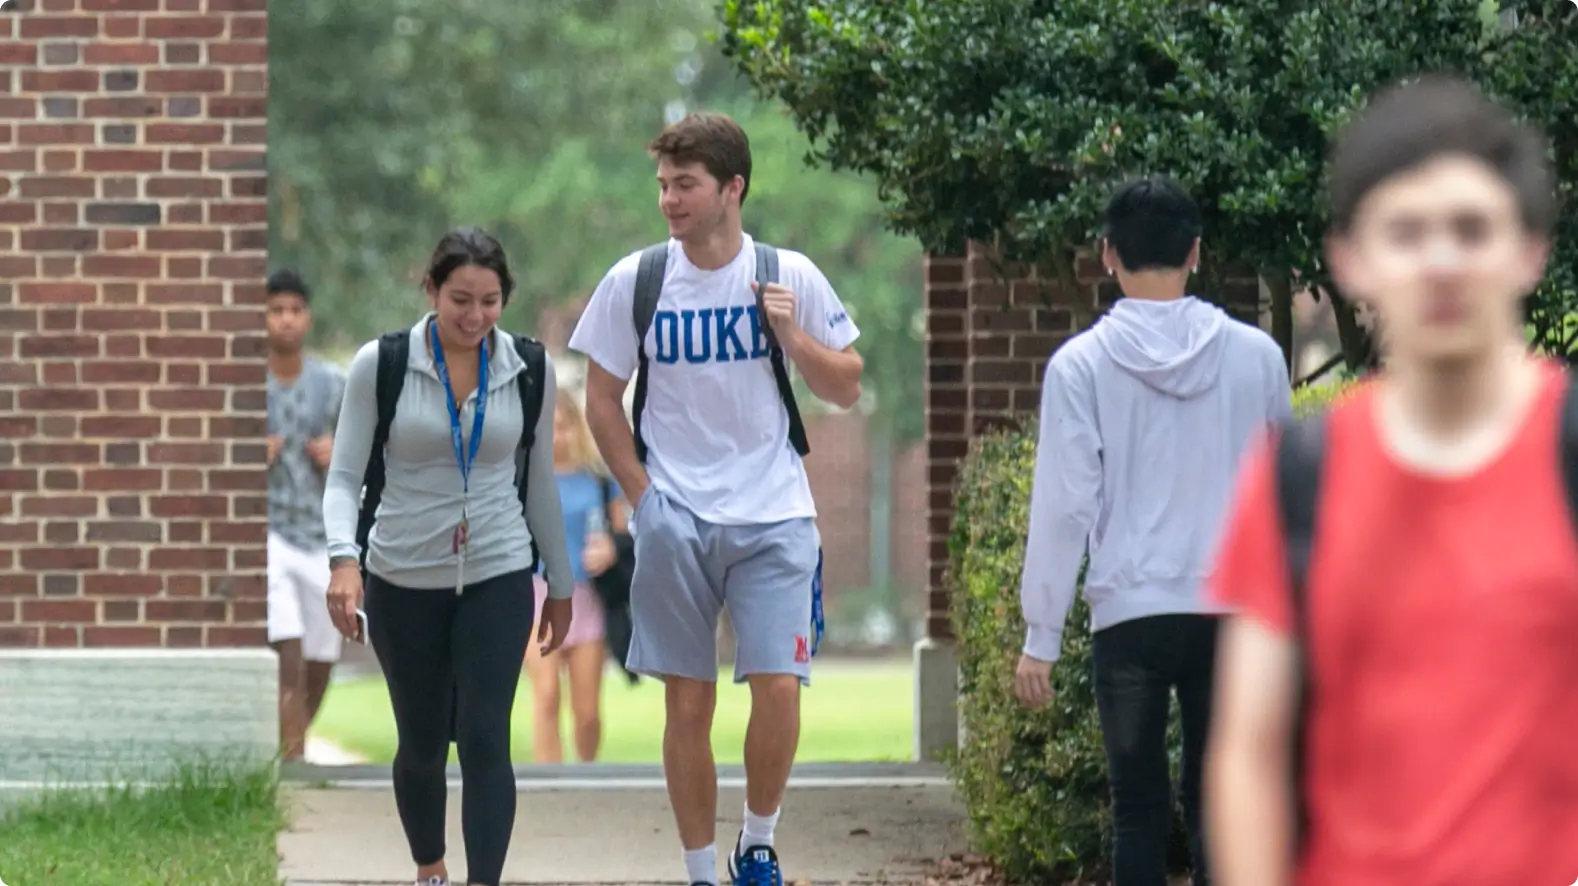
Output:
top-left (922, 253), bottom-right (969, 641)
top-left (1, 0), bottom-right (269, 648)
top-left (923, 244), bottom-right (1106, 642)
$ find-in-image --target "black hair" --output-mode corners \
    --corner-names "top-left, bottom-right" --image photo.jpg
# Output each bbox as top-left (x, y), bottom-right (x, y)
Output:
top-left (1102, 175), bottom-right (1203, 271)
top-left (424, 227), bottom-right (515, 304)
top-left (266, 268), bottom-right (309, 302)
top-left (1328, 73), bottom-right (1555, 235)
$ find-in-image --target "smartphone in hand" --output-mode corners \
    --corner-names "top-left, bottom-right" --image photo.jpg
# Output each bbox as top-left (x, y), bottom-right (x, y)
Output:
top-left (354, 609), bottom-right (369, 644)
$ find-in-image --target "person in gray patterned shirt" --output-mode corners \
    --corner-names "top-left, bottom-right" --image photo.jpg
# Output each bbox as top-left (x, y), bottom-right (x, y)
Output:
top-left (266, 268), bottom-right (347, 761)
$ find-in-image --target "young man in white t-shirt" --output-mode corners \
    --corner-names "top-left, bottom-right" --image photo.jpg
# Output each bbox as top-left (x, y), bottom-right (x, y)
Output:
top-left (570, 111), bottom-right (863, 886)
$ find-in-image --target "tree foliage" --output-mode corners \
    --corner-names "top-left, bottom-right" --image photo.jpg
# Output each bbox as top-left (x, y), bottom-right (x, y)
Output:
top-left (268, 0), bottom-right (924, 438)
top-left (718, 0), bottom-right (1577, 373)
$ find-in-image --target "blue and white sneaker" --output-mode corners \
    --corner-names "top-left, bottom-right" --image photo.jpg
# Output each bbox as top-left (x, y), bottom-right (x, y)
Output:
top-left (728, 837), bottom-right (784, 886)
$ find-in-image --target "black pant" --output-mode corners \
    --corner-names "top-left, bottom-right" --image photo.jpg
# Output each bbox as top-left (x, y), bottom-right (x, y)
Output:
top-left (365, 569), bottom-right (534, 886)
top-left (1091, 613), bottom-right (1220, 886)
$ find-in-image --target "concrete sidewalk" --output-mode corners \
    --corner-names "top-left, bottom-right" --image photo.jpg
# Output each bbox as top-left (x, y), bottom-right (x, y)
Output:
top-left (279, 778), bottom-right (966, 885)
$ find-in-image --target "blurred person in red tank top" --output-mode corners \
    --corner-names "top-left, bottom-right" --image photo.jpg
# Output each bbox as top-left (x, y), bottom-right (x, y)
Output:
top-left (1204, 73), bottom-right (1578, 886)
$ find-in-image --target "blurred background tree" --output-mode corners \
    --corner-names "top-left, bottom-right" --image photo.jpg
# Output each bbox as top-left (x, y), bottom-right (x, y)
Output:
top-left (267, 0), bottom-right (924, 440)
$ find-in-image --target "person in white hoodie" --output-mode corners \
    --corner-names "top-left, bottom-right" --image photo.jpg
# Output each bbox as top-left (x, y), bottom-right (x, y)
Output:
top-left (1012, 176), bottom-right (1291, 886)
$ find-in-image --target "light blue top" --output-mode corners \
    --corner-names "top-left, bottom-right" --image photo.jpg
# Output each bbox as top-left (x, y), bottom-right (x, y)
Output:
top-left (553, 470), bottom-right (623, 585)
top-left (1018, 296), bottom-right (1292, 661)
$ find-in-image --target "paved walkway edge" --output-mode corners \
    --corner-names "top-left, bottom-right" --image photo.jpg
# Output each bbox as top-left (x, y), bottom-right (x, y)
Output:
top-left (282, 760), bottom-right (950, 785)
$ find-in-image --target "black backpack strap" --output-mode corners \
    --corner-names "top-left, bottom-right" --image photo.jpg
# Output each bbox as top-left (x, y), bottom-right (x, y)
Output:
top-left (630, 243), bottom-right (668, 464)
top-left (512, 333), bottom-right (547, 572)
top-left (356, 330), bottom-right (410, 575)
top-left (1560, 371), bottom-right (1578, 531)
top-left (1274, 413), bottom-right (1328, 862)
top-left (752, 242), bottom-right (811, 458)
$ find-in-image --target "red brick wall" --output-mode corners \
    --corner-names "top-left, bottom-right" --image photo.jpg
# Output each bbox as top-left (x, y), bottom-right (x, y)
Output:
top-left (0, 0), bottom-right (269, 648)
top-left (801, 410), bottom-right (871, 596)
top-left (923, 245), bottom-right (1261, 640)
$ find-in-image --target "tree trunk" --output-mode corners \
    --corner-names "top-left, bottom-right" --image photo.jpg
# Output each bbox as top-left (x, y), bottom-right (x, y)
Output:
top-left (1329, 290), bottom-right (1374, 372)
top-left (1266, 274), bottom-right (1295, 377)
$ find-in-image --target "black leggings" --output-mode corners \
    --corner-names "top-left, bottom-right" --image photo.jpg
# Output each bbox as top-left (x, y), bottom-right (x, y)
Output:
top-left (365, 569), bottom-right (534, 886)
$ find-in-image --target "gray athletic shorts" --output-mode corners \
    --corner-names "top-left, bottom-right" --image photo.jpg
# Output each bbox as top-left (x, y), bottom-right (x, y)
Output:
top-left (625, 487), bottom-right (821, 686)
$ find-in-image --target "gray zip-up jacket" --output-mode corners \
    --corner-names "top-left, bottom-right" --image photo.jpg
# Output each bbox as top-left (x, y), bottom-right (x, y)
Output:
top-left (322, 317), bottom-right (573, 597)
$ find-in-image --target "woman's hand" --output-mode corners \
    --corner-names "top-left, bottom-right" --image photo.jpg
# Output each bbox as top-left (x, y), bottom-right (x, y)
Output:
top-left (582, 531), bottom-right (617, 577)
top-left (538, 596), bottom-right (573, 656)
top-left (326, 562), bottom-right (364, 640)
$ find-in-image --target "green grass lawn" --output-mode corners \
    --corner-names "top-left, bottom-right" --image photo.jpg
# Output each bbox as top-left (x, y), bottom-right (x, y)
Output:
top-left (0, 764), bottom-right (283, 886)
top-left (313, 658), bottom-right (914, 764)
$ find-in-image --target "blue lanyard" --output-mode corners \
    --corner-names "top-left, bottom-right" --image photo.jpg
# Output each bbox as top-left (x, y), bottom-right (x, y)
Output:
top-left (429, 321), bottom-right (488, 495)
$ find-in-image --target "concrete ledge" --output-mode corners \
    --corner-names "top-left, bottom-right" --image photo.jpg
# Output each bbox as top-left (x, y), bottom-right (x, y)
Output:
top-left (913, 637), bottom-right (960, 763)
top-left (0, 648), bottom-right (278, 797)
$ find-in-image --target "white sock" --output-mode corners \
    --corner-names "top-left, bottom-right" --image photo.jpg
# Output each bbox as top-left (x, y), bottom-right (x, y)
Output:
top-left (741, 803), bottom-right (780, 848)
top-left (684, 844), bottom-right (718, 885)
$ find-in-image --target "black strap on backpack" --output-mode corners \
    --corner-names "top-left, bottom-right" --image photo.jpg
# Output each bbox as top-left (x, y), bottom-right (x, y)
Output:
top-left (1560, 372), bottom-right (1578, 531)
top-left (356, 327), bottom-right (548, 576)
top-left (355, 330), bottom-right (411, 578)
top-left (629, 241), bottom-right (810, 463)
top-left (510, 333), bottom-right (548, 572)
top-left (1273, 413), bottom-right (1328, 861)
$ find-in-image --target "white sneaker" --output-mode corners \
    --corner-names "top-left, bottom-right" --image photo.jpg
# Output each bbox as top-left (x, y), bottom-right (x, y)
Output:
top-left (416, 878), bottom-right (448, 886)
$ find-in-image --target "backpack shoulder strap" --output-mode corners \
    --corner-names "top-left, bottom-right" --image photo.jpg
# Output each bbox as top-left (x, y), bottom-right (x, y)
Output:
top-left (374, 330), bottom-right (409, 436)
top-left (511, 332), bottom-right (547, 571)
top-left (1560, 370), bottom-right (1578, 531)
top-left (630, 242), bottom-right (669, 464)
top-left (1274, 412), bottom-right (1328, 862)
top-left (355, 330), bottom-right (411, 571)
top-left (752, 242), bottom-right (810, 458)
top-left (511, 333), bottom-right (547, 450)
top-left (632, 244), bottom-right (668, 343)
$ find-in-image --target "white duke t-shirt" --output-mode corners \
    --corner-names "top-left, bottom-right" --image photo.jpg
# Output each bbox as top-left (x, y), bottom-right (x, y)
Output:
top-left (568, 235), bottom-right (860, 526)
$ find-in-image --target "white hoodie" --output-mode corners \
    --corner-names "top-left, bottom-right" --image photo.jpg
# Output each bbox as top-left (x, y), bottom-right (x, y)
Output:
top-left (1018, 296), bottom-right (1291, 662)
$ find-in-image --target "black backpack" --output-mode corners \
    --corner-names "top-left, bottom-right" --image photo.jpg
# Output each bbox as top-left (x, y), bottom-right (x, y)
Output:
top-left (353, 328), bottom-right (549, 579)
top-left (590, 474), bottom-right (640, 685)
top-left (627, 240), bottom-right (809, 463)
top-left (1276, 371), bottom-right (1578, 857)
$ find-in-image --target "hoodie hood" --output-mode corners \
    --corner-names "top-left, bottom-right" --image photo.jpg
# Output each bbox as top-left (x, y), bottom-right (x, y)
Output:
top-left (1091, 296), bottom-right (1229, 399)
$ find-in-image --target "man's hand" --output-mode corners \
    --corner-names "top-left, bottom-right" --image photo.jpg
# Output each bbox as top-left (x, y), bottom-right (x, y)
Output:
top-left (582, 531), bottom-right (617, 577)
top-left (754, 281), bottom-right (805, 347)
top-left (1014, 653), bottom-right (1055, 708)
top-left (538, 596), bottom-right (573, 656)
top-left (267, 435), bottom-right (284, 466)
top-left (306, 435), bottom-right (334, 470)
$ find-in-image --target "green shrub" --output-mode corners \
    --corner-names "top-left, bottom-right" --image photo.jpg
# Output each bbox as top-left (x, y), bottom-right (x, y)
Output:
top-left (944, 379), bottom-right (1362, 882)
top-left (1292, 376), bottom-right (1361, 418)
top-left (944, 417), bottom-right (1119, 883)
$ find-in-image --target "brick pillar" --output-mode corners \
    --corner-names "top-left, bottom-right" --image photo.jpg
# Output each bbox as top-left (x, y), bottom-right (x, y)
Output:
top-left (1, 0), bottom-right (269, 648)
top-left (922, 254), bottom-right (969, 641)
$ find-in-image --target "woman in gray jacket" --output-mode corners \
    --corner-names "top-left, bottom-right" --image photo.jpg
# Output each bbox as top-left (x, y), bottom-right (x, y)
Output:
top-left (322, 227), bottom-right (574, 886)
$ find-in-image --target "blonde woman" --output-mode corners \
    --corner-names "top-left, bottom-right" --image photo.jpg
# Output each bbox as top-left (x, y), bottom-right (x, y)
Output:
top-left (525, 389), bottom-right (628, 762)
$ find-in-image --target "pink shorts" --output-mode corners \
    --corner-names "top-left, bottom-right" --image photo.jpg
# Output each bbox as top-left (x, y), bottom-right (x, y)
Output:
top-left (532, 576), bottom-right (606, 650)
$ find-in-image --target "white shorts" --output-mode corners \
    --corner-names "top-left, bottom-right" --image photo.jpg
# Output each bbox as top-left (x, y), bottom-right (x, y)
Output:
top-left (267, 532), bottom-right (342, 663)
